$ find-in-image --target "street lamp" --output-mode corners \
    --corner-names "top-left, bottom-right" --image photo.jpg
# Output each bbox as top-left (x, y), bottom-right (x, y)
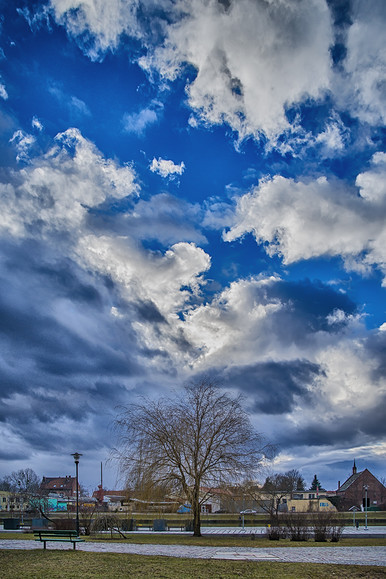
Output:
top-left (71, 452), bottom-right (82, 535)
top-left (363, 485), bottom-right (368, 531)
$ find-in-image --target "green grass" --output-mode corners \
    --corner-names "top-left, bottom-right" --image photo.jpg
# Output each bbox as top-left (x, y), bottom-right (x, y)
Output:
top-left (2, 531), bottom-right (386, 548)
top-left (0, 550), bottom-right (385, 579)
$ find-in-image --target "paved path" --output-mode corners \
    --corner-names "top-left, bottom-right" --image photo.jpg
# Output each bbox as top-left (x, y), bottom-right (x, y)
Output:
top-left (1, 539), bottom-right (386, 566)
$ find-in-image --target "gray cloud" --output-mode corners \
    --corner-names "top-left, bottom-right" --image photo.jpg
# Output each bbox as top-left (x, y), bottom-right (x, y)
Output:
top-left (220, 359), bottom-right (323, 415)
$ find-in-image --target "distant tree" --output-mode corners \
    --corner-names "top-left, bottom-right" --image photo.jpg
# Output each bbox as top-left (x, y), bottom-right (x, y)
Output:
top-left (5, 468), bottom-right (41, 494)
top-left (1, 469), bottom-right (42, 520)
top-left (114, 378), bottom-right (272, 536)
top-left (310, 475), bottom-right (323, 491)
top-left (285, 469), bottom-right (306, 492)
top-left (0, 477), bottom-right (12, 491)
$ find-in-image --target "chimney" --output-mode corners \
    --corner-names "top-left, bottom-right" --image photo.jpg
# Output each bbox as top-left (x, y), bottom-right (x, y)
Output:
top-left (338, 481), bottom-right (340, 489)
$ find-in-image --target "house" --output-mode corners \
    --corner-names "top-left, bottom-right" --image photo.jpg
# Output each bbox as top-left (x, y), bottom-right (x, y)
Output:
top-left (286, 497), bottom-right (336, 513)
top-left (335, 460), bottom-right (386, 511)
top-left (40, 476), bottom-right (79, 498)
top-left (0, 490), bottom-right (29, 513)
top-left (0, 491), bottom-right (11, 512)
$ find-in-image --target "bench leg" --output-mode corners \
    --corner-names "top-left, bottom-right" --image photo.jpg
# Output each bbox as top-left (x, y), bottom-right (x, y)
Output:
top-left (73, 542), bottom-right (76, 550)
top-left (43, 541), bottom-right (46, 550)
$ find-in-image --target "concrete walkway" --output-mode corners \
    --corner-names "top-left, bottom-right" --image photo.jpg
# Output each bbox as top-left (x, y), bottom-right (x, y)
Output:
top-left (1, 538), bottom-right (386, 566)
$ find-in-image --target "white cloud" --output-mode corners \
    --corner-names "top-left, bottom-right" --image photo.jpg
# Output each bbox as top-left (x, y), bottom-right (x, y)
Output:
top-left (338, 0), bottom-right (386, 125)
top-left (32, 116), bottom-right (44, 131)
top-left (150, 157), bottom-right (185, 178)
top-left (49, 0), bottom-right (141, 61)
top-left (223, 155), bottom-right (386, 282)
top-left (76, 235), bottom-right (210, 317)
top-left (0, 128), bottom-right (211, 370)
top-left (183, 277), bottom-right (285, 368)
top-left (50, 0), bottom-right (333, 142)
top-left (0, 81), bottom-right (8, 100)
top-left (0, 128), bottom-right (138, 238)
top-left (122, 103), bottom-right (162, 135)
top-left (140, 0), bottom-right (333, 142)
top-left (9, 130), bottom-right (36, 163)
top-left (314, 113), bottom-right (350, 157)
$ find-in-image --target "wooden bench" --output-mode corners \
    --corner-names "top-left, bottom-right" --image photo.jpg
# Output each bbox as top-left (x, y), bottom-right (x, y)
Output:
top-left (34, 530), bottom-right (85, 550)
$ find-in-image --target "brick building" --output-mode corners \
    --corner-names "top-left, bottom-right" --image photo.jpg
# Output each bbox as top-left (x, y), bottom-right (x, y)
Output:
top-left (335, 461), bottom-right (386, 510)
top-left (40, 476), bottom-right (79, 498)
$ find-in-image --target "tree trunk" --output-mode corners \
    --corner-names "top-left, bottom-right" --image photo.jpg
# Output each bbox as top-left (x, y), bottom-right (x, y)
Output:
top-left (192, 486), bottom-right (201, 537)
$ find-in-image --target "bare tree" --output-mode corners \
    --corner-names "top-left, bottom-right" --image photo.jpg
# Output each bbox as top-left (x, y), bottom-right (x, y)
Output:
top-left (114, 379), bottom-right (271, 536)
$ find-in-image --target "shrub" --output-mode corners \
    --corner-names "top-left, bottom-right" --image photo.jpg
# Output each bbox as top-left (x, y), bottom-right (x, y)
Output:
top-left (282, 513), bottom-right (310, 541)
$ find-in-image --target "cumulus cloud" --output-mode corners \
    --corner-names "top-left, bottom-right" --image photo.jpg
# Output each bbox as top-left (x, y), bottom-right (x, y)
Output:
top-left (49, 0), bottom-right (333, 143)
top-left (223, 155), bottom-right (386, 282)
top-left (338, 0), bottom-right (386, 125)
top-left (183, 276), bottom-right (358, 369)
top-left (9, 130), bottom-right (36, 163)
top-left (0, 127), bottom-right (212, 373)
top-left (150, 157), bottom-right (185, 178)
top-left (139, 0), bottom-right (333, 142)
top-left (0, 128), bottom-right (138, 238)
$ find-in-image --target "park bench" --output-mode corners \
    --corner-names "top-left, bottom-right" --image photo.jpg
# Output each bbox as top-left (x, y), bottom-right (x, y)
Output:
top-left (33, 529), bottom-right (85, 550)
top-left (134, 523), bottom-right (153, 531)
top-left (167, 524), bottom-right (186, 531)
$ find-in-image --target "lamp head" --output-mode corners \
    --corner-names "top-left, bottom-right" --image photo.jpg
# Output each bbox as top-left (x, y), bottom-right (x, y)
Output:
top-left (71, 452), bottom-right (82, 464)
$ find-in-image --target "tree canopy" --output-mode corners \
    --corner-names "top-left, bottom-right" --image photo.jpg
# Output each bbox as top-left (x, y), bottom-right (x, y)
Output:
top-left (114, 378), bottom-right (272, 535)
top-left (310, 474), bottom-right (323, 491)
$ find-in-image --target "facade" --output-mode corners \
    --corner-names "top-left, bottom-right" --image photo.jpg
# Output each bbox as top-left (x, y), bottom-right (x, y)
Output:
top-left (0, 490), bottom-right (28, 513)
top-left (286, 497), bottom-right (336, 513)
top-left (335, 461), bottom-right (386, 510)
top-left (40, 475), bottom-right (79, 498)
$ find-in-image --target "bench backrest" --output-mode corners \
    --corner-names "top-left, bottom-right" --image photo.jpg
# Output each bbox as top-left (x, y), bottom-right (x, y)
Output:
top-left (34, 530), bottom-right (79, 537)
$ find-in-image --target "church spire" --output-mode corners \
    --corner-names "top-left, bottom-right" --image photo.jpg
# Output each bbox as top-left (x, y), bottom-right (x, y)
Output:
top-left (353, 459), bottom-right (357, 474)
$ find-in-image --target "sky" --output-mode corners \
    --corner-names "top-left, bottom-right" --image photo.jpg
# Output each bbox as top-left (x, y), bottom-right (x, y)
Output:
top-left (0, 0), bottom-right (385, 495)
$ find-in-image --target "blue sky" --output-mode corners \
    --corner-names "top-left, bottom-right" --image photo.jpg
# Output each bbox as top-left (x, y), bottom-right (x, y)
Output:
top-left (0, 0), bottom-right (385, 493)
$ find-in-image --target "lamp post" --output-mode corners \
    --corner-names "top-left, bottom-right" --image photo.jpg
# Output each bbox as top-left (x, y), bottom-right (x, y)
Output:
top-left (17, 480), bottom-right (24, 526)
top-left (363, 485), bottom-right (368, 531)
top-left (71, 452), bottom-right (82, 535)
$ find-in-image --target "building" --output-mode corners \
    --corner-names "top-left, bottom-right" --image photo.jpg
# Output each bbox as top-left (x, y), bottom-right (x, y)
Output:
top-left (0, 490), bottom-right (29, 513)
top-left (40, 476), bottom-right (79, 498)
top-left (335, 461), bottom-right (386, 511)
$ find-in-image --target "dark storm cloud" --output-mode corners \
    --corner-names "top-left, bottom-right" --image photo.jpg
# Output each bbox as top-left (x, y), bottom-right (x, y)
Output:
top-left (0, 239), bottom-right (145, 451)
top-left (219, 359), bottom-right (322, 414)
top-left (277, 391), bottom-right (386, 451)
top-left (364, 329), bottom-right (386, 380)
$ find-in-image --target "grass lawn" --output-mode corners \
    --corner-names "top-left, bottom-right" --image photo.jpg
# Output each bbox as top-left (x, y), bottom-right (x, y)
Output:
top-left (1, 532), bottom-right (386, 548)
top-left (0, 549), bottom-right (385, 579)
